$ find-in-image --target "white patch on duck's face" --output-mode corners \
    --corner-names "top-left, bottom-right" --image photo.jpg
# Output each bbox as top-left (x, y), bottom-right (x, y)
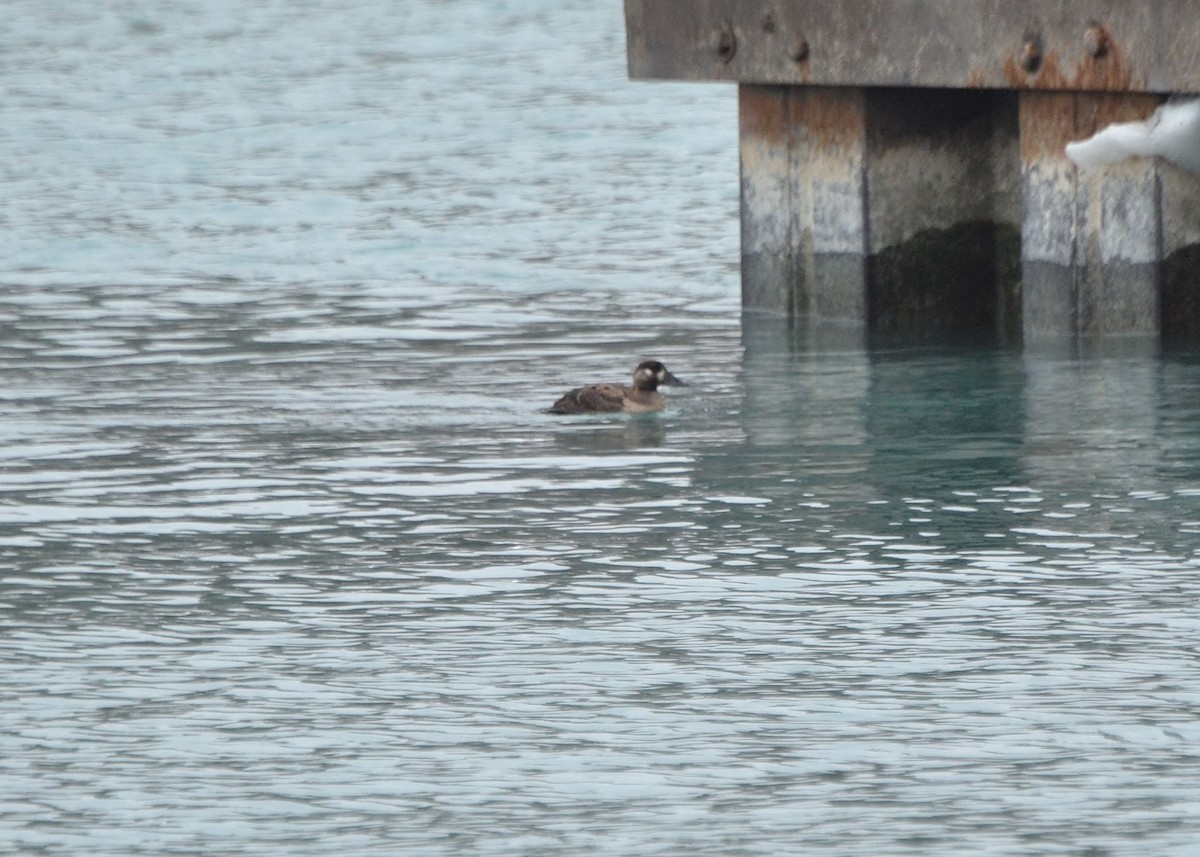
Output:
top-left (633, 367), bottom-right (655, 387)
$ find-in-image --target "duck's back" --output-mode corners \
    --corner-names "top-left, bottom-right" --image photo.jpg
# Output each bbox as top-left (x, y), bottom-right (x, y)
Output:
top-left (549, 383), bottom-right (627, 414)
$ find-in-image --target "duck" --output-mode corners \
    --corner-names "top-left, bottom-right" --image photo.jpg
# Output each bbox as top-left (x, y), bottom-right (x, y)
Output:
top-left (549, 360), bottom-right (686, 414)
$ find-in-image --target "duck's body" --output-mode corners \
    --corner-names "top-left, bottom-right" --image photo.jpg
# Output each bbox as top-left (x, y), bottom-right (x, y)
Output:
top-left (550, 382), bottom-right (664, 414)
top-left (549, 360), bottom-right (685, 415)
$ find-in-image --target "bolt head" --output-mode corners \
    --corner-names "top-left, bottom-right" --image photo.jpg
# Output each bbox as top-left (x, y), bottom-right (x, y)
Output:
top-left (714, 26), bottom-right (736, 62)
top-left (1019, 36), bottom-right (1042, 73)
top-left (1084, 24), bottom-right (1110, 58)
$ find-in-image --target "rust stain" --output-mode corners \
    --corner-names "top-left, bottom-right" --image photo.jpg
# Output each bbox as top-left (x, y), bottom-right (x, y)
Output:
top-left (1007, 25), bottom-right (1162, 162)
top-left (788, 35), bottom-right (811, 84)
top-left (1018, 92), bottom-right (1081, 162)
top-left (794, 56), bottom-right (811, 86)
top-left (739, 86), bottom-right (864, 151)
top-left (1000, 25), bottom-right (1146, 92)
top-left (1018, 91), bottom-right (1162, 163)
top-left (1074, 91), bottom-right (1162, 136)
top-left (795, 88), bottom-right (865, 151)
top-left (739, 84), bottom-right (791, 144)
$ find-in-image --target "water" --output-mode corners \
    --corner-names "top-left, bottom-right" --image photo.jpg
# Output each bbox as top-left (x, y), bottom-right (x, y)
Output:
top-left (4, 2), bottom-right (1200, 855)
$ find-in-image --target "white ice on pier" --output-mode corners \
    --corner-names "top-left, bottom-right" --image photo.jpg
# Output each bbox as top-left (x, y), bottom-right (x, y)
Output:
top-left (1065, 98), bottom-right (1200, 176)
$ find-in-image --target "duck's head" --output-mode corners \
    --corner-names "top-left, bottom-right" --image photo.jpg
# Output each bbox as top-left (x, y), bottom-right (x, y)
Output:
top-left (632, 360), bottom-right (686, 391)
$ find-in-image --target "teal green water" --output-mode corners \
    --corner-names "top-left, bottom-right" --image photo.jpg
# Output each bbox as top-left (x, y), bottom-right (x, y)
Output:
top-left (4, 2), bottom-right (1200, 855)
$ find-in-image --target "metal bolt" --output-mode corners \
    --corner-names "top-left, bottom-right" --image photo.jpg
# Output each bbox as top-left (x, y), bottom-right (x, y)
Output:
top-left (715, 25), bottom-right (736, 63)
top-left (1019, 35), bottom-right (1042, 73)
top-left (789, 36), bottom-right (810, 63)
top-left (1084, 23), bottom-right (1109, 58)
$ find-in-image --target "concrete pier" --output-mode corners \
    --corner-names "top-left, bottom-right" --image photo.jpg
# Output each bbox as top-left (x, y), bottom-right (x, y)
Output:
top-left (625, 0), bottom-right (1200, 344)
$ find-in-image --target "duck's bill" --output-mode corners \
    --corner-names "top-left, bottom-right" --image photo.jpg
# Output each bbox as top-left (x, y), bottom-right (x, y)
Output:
top-left (663, 371), bottom-right (687, 387)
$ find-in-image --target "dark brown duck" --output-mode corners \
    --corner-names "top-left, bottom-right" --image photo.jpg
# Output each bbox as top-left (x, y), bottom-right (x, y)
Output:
top-left (549, 360), bottom-right (686, 414)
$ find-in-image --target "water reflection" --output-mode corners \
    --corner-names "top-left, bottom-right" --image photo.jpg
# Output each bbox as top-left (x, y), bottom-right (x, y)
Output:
top-left (1023, 347), bottom-right (1163, 489)
top-left (733, 313), bottom-right (1027, 499)
top-left (550, 416), bottom-right (670, 453)
top-left (734, 314), bottom-right (1200, 504)
top-left (740, 314), bottom-right (870, 457)
top-left (7, 290), bottom-right (1200, 856)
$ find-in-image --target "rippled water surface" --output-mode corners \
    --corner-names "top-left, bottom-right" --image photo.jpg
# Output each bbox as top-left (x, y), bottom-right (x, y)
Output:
top-left (5, 2), bottom-right (1200, 855)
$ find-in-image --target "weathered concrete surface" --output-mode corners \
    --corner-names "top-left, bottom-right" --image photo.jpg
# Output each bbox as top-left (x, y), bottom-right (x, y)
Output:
top-left (741, 85), bottom-right (1020, 343)
top-left (1019, 91), bottom-right (1163, 338)
top-left (1161, 165), bottom-right (1200, 344)
top-left (868, 222), bottom-right (1022, 344)
top-left (629, 0), bottom-right (1200, 343)
top-left (740, 85), bottom-right (867, 319)
top-left (626, 0), bottom-right (1200, 94)
top-left (864, 89), bottom-right (1020, 342)
top-left (739, 86), bottom-right (800, 314)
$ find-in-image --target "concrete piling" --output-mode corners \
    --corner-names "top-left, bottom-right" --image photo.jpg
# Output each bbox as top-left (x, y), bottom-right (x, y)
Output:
top-left (739, 85), bottom-right (868, 321)
top-left (1019, 92), bottom-right (1164, 339)
top-left (626, 0), bottom-right (1200, 344)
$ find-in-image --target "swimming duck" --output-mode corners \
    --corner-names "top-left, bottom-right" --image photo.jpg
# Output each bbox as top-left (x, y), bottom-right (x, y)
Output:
top-left (549, 360), bottom-right (686, 414)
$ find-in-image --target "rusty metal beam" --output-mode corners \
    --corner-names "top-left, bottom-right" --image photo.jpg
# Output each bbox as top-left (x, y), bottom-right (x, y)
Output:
top-left (626, 0), bottom-right (1200, 94)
